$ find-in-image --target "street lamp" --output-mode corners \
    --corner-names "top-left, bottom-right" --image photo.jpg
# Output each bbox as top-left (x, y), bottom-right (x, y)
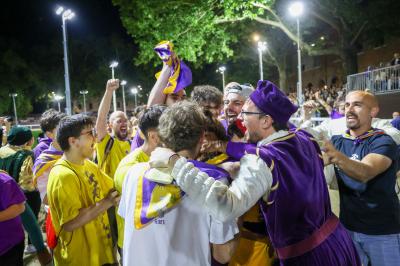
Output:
top-left (257, 41), bottom-right (267, 80)
top-left (109, 61), bottom-right (119, 112)
top-left (9, 93), bottom-right (18, 125)
top-left (216, 66), bottom-right (226, 90)
top-left (121, 80), bottom-right (127, 113)
top-left (131, 87), bottom-right (138, 108)
top-left (56, 6), bottom-right (75, 115)
top-left (80, 90), bottom-right (88, 113)
top-left (289, 1), bottom-right (304, 105)
top-left (54, 94), bottom-right (64, 112)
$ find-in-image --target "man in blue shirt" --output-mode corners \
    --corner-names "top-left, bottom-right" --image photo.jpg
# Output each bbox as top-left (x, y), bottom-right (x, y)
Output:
top-left (324, 90), bottom-right (400, 266)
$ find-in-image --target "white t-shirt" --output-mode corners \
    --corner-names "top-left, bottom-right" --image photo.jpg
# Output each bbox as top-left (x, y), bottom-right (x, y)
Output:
top-left (119, 162), bottom-right (238, 266)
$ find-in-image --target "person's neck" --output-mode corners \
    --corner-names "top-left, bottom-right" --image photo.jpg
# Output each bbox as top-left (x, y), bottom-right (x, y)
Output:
top-left (52, 141), bottom-right (62, 151)
top-left (141, 141), bottom-right (154, 156)
top-left (177, 149), bottom-right (196, 160)
top-left (63, 150), bottom-right (85, 165)
top-left (349, 124), bottom-right (372, 137)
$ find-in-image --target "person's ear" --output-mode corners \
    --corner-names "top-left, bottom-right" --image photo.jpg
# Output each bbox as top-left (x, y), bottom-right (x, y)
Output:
top-left (371, 107), bottom-right (379, 118)
top-left (68, 136), bottom-right (78, 149)
top-left (260, 115), bottom-right (272, 130)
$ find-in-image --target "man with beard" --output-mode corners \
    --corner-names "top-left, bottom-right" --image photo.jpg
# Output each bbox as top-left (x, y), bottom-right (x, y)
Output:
top-left (324, 91), bottom-right (400, 266)
top-left (222, 83), bottom-right (253, 137)
top-left (159, 81), bottom-right (361, 265)
top-left (96, 79), bottom-right (131, 178)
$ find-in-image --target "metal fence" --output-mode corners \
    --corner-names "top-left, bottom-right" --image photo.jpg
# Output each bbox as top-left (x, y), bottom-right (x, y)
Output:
top-left (347, 64), bottom-right (400, 94)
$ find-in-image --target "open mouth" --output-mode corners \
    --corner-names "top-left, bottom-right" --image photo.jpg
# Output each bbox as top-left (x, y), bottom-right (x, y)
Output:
top-left (346, 114), bottom-right (358, 121)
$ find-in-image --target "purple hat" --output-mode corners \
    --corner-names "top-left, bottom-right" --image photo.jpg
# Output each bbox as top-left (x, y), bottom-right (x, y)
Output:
top-left (249, 80), bottom-right (298, 124)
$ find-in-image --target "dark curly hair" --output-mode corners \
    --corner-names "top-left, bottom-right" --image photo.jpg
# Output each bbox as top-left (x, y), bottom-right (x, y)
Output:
top-left (40, 109), bottom-right (66, 133)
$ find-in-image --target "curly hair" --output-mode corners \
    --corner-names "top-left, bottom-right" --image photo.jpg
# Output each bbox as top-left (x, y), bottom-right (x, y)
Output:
top-left (158, 101), bottom-right (206, 152)
top-left (191, 85), bottom-right (223, 107)
top-left (40, 109), bottom-right (66, 133)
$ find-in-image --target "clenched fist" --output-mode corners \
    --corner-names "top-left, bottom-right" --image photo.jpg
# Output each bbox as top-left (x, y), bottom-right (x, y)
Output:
top-left (106, 79), bottom-right (120, 92)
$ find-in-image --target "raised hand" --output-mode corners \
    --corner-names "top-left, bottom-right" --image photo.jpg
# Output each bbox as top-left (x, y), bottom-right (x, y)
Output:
top-left (106, 79), bottom-right (120, 92)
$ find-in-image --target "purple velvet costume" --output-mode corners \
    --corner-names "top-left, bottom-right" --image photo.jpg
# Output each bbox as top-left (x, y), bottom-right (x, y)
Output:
top-left (227, 129), bottom-right (360, 265)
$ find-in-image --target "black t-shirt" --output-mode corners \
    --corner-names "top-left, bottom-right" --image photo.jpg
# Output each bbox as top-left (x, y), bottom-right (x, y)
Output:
top-left (332, 131), bottom-right (400, 235)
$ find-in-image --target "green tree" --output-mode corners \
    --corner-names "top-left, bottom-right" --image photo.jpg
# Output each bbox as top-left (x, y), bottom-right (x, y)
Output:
top-left (114, 0), bottom-right (400, 82)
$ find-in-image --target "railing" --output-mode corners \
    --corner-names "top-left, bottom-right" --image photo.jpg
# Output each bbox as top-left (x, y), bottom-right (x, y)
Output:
top-left (290, 117), bottom-right (329, 127)
top-left (347, 64), bottom-right (400, 94)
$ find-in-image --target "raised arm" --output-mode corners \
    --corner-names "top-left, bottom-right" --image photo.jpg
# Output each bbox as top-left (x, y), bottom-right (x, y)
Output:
top-left (96, 79), bottom-right (119, 141)
top-left (147, 64), bottom-right (172, 107)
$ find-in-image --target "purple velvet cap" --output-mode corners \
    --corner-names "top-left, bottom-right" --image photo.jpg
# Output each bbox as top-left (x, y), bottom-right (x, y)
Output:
top-left (249, 80), bottom-right (298, 124)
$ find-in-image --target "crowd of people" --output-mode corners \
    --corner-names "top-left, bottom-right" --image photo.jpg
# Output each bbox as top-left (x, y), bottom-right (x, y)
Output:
top-left (0, 45), bottom-right (400, 266)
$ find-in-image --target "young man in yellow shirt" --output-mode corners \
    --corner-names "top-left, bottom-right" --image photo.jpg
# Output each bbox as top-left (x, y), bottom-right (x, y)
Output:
top-left (47, 114), bottom-right (120, 266)
top-left (114, 105), bottom-right (166, 256)
top-left (96, 79), bottom-right (131, 179)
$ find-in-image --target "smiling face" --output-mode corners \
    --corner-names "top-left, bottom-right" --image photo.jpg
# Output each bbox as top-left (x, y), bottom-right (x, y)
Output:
top-left (239, 99), bottom-right (271, 143)
top-left (345, 91), bottom-right (379, 133)
top-left (109, 111), bottom-right (128, 140)
top-left (71, 126), bottom-right (96, 159)
top-left (223, 93), bottom-right (245, 125)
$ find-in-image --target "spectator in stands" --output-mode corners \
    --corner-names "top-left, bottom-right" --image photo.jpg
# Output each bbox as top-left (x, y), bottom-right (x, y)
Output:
top-left (324, 91), bottom-right (400, 266)
top-left (391, 53), bottom-right (400, 66)
top-left (393, 111), bottom-right (400, 119)
top-left (392, 115), bottom-right (400, 131)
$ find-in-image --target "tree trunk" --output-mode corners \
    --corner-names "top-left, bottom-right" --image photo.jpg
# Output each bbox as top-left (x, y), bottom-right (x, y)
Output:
top-left (278, 67), bottom-right (289, 92)
top-left (341, 46), bottom-right (359, 76)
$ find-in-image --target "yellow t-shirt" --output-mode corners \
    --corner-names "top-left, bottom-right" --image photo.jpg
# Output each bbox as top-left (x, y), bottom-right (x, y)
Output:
top-left (114, 147), bottom-right (149, 248)
top-left (47, 159), bottom-right (115, 266)
top-left (96, 134), bottom-right (131, 179)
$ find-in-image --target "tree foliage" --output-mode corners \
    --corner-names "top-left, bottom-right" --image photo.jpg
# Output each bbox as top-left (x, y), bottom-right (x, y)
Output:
top-left (114, 0), bottom-right (400, 77)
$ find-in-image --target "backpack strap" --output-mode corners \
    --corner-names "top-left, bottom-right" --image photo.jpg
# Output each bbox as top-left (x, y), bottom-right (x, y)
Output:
top-left (99, 136), bottom-right (114, 169)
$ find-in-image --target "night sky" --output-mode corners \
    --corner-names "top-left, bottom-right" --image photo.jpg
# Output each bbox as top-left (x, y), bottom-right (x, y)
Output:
top-left (1, 0), bottom-right (130, 48)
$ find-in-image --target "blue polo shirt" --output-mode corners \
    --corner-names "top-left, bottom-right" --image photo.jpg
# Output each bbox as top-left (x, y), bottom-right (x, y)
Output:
top-left (331, 129), bottom-right (400, 235)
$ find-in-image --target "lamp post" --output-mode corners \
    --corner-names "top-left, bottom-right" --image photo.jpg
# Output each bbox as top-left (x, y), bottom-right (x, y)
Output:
top-left (109, 61), bottom-right (118, 112)
top-left (131, 87), bottom-right (138, 108)
top-left (121, 80), bottom-right (127, 113)
top-left (289, 1), bottom-right (304, 105)
top-left (9, 93), bottom-right (18, 125)
top-left (257, 41), bottom-right (267, 80)
top-left (216, 66), bottom-right (226, 90)
top-left (80, 90), bottom-right (88, 113)
top-left (54, 94), bottom-right (64, 112)
top-left (56, 6), bottom-right (75, 115)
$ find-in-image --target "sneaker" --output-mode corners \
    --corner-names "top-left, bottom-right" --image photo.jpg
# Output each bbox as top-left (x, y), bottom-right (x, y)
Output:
top-left (24, 244), bottom-right (37, 254)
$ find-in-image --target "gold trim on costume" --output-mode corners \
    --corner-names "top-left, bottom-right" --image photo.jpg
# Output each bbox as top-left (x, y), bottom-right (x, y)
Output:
top-left (270, 181), bottom-right (279, 191)
top-left (269, 160), bottom-right (275, 171)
